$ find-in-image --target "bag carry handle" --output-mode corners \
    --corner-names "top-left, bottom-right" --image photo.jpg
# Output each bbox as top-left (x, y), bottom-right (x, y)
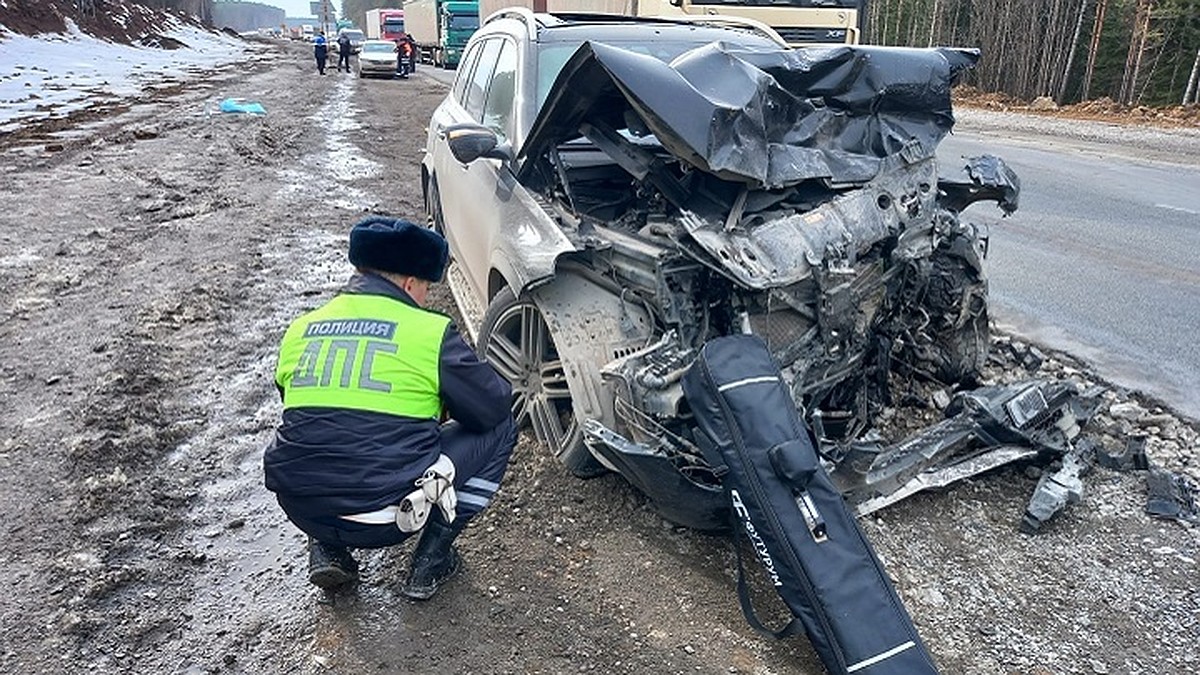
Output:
top-left (730, 502), bottom-right (805, 640)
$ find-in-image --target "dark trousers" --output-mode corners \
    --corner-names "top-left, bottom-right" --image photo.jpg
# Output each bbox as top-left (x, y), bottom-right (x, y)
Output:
top-left (338, 51), bottom-right (350, 72)
top-left (315, 49), bottom-right (327, 74)
top-left (286, 416), bottom-right (517, 549)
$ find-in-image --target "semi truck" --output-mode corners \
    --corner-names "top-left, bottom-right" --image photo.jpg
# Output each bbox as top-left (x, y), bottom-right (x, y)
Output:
top-left (365, 8), bottom-right (407, 41)
top-left (404, 0), bottom-right (479, 68)
top-left (476, 0), bottom-right (866, 46)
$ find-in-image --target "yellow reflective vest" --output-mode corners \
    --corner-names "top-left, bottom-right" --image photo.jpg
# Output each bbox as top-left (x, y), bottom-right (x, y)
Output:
top-left (275, 293), bottom-right (451, 419)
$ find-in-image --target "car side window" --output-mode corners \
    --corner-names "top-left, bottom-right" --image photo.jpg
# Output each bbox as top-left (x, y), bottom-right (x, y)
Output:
top-left (453, 43), bottom-right (481, 105)
top-left (464, 39), bottom-right (502, 121)
top-left (481, 39), bottom-right (518, 142)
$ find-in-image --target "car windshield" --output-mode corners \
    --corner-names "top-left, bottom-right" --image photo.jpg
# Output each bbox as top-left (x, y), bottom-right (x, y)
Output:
top-left (363, 43), bottom-right (394, 53)
top-left (449, 15), bottom-right (479, 31)
top-left (536, 38), bottom-right (745, 108)
top-left (342, 30), bottom-right (364, 41)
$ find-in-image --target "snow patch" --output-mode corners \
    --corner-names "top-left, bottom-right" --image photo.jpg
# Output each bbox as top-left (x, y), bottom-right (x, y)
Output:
top-left (0, 18), bottom-right (252, 133)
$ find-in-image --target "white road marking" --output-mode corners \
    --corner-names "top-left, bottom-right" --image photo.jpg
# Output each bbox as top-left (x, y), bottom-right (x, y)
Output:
top-left (1155, 203), bottom-right (1200, 216)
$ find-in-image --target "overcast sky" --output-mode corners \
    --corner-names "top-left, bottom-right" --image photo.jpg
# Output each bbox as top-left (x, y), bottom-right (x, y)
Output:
top-left (262, 0), bottom-right (341, 19)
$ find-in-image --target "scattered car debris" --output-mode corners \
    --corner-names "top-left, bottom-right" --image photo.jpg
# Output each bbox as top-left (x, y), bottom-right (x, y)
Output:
top-left (1145, 468), bottom-right (1199, 524)
top-left (1021, 439), bottom-right (1095, 533)
top-left (828, 379), bottom-right (1103, 520)
top-left (1096, 434), bottom-right (1150, 471)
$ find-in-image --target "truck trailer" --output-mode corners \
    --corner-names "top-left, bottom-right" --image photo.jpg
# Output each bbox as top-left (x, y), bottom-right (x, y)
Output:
top-left (476, 0), bottom-right (866, 46)
top-left (404, 0), bottom-right (479, 68)
top-left (365, 8), bottom-right (407, 41)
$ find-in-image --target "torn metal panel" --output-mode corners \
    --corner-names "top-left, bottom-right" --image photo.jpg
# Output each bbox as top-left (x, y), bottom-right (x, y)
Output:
top-left (937, 154), bottom-right (1021, 215)
top-left (853, 445), bottom-right (1039, 516)
top-left (582, 419), bottom-right (727, 530)
top-left (521, 41), bottom-right (980, 188)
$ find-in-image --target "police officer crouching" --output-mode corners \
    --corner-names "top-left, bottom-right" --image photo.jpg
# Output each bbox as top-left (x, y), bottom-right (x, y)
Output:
top-left (264, 217), bottom-right (516, 600)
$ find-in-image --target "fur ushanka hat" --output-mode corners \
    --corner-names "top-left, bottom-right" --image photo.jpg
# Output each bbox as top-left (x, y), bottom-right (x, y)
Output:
top-left (348, 216), bottom-right (449, 283)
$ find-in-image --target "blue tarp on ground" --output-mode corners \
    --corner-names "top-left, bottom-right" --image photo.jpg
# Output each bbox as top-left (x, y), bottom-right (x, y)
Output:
top-left (219, 98), bottom-right (266, 115)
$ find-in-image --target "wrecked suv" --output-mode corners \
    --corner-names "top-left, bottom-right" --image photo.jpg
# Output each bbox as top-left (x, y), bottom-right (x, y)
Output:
top-left (422, 10), bottom-right (1025, 530)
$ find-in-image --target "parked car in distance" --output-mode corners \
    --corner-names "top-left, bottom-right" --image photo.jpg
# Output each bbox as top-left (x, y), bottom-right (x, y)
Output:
top-left (356, 39), bottom-right (399, 77)
top-left (423, 10), bottom-right (1022, 530)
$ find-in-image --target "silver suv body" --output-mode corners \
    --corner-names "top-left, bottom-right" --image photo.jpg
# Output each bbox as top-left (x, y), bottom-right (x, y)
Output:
top-left (422, 11), bottom-right (1021, 529)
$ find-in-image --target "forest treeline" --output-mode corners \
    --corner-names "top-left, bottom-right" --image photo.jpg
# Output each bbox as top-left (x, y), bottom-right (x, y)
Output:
top-left (866, 0), bottom-right (1200, 107)
top-left (337, 0), bottom-right (1200, 107)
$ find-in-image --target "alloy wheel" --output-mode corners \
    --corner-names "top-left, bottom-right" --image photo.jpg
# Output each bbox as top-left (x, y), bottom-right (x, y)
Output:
top-left (483, 300), bottom-right (581, 457)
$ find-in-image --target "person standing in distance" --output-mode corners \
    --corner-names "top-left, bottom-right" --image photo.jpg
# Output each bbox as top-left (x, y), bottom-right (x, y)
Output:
top-left (264, 217), bottom-right (517, 600)
top-left (336, 31), bottom-right (352, 73)
top-left (313, 30), bottom-right (328, 75)
top-left (396, 37), bottom-right (413, 79)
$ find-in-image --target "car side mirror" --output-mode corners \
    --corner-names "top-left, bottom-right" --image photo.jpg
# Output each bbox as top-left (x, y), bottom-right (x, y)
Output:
top-left (445, 123), bottom-right (514, 164)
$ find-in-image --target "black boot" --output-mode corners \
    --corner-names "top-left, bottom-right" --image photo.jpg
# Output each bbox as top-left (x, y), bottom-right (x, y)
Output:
top-left (307, 537), bottom-right (359, 589)
top-left (401, 516), bottom-right (462, 600)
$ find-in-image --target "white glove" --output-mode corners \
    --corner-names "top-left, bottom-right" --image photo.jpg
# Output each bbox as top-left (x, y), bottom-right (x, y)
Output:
top-left (395, 454), bottom-right (457, 533)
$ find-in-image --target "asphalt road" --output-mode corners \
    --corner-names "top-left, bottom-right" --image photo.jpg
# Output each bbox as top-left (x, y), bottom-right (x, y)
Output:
top-left (939, 130), bottom-right (1200, 421)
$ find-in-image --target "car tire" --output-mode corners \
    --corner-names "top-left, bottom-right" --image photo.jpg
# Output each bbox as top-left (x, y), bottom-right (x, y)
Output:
top-left (425, 176), bottom-right (445, 235)
top-left (477, 287), bottom-right (607, 478)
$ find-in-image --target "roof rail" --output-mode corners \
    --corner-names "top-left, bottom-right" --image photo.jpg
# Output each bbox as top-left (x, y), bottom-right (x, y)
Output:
top-left (482, 6), bottom-right (539, 42)
top-left (650, 14), bottom-right (790, 49)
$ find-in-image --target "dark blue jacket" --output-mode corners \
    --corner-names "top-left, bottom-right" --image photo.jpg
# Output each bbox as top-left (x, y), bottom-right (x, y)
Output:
top-left (264, 273), bottom-right (512, 521)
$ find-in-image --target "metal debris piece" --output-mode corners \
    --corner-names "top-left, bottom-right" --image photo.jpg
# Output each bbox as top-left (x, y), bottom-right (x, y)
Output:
top-left (1020, 440), bottom-right (1097, 533)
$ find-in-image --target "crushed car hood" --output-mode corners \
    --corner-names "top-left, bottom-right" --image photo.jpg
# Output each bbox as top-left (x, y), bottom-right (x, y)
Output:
top-left (520, 41), bottom-right (980, 189)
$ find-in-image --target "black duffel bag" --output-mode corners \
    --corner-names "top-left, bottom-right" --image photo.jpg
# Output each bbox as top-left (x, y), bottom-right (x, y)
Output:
top-left (682, 334), bottom-right (938, 675)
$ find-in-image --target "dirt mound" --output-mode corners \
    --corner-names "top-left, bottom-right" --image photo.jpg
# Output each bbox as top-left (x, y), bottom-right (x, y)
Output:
top-left (0, 0), bottom-right (201, 46)
top-left (954, 85), bottom-right (1200, 130)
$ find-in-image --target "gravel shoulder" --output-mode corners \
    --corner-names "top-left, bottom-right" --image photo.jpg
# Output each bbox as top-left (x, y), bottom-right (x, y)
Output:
top-left (0, 39), bottom-right (1195, 675)
top-left (952, 106), bottom-right (1200, 167)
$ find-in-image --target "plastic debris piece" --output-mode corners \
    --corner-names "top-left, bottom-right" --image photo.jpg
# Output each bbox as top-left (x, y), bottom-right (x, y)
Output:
top-left (1096, 434), bottom-right (1149, 471)
top-left (1146, 468), bottom-right (1199, 524)
top-left (218, 98), bottom-right (266, 115)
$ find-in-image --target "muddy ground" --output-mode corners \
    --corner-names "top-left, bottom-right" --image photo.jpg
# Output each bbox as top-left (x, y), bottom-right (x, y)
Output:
top-left (0, 39), bottom-right (1196, 675)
